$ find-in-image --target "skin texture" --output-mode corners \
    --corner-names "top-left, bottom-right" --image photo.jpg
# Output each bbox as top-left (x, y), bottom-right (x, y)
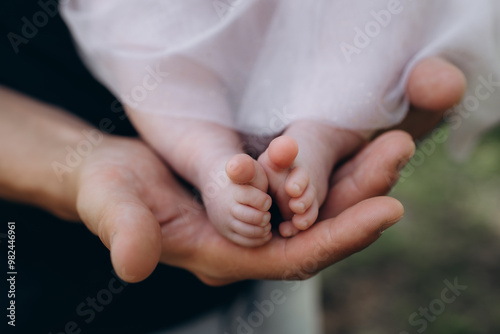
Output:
top-left (0, 56), bottom-right (467, 284)
top-left (256, 126), bottom-right (365, 238)
top-left (76, 130), bottom-right (411, 285)
top-left (383, 57), bottom-right (467, 139)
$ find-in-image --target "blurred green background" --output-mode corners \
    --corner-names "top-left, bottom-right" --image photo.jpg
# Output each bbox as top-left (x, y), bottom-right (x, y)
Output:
top-left (322, 125), bottom-right (500, 334)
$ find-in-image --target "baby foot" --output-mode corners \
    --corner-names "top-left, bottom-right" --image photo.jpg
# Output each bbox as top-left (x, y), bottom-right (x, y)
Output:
top-left (202, 154), bottom-right (273, 247)
top-left (258, 136), bottom-right (320, 238)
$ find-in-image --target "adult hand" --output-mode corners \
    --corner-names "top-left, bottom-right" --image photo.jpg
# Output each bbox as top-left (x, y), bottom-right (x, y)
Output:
top-left (0, 55), bottom-right (465, 286)
top-left (78, 56), bottom-right (467, 285)
top-left (324, 57), bottom-right (467, 219)
top-left (76, 131), bottom-right (413, 285)
top-left (0, 84), bottom-right (411, 288)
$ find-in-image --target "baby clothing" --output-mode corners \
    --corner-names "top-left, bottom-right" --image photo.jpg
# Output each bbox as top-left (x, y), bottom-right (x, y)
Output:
top-left (61, 0), bottom-right (500, 157)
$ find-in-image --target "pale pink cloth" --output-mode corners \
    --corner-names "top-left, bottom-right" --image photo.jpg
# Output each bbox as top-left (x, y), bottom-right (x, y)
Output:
top-left (61, 0), bottom-right (500, 158)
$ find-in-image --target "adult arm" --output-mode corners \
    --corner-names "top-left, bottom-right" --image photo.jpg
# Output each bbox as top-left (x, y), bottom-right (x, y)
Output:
top-left (0, 86), bottom-right (85, 221)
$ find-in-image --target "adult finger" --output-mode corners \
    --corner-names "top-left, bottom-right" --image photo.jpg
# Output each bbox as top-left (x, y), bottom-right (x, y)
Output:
top-left (278, 196), bottom-right (404, 280)
top-left (396, 57), bottom-right (467, 139)
top-left (192, 196), bottom-right (404, 285)
top-left (76, 169), bottom-right (162, 283)
top-left (321, 130), bottom-right (415, 219)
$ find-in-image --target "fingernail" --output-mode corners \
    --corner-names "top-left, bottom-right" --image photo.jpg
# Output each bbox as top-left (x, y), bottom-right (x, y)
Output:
top-left (118, 269), bottom-right (137, 283)
top-left (264, 223), bottom-right (271, 233)
top-left (264, 199), bottom-right (272, 211)
top-left (297, 202), bottom-right (305, 214)
top-left (296, 219), bottom-right (309, 230)
top-left (379, 217), bottom-right (402, 233)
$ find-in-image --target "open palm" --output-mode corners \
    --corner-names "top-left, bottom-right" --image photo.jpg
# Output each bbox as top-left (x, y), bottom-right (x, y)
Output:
top-left (75, 131), bottom-right (412, 284)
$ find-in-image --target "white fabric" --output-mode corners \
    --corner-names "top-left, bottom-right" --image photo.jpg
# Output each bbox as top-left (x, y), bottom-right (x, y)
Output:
top-left (151, 278), bottom-right (322, 334)
top-left (61, 0), bottom-right (500, 155)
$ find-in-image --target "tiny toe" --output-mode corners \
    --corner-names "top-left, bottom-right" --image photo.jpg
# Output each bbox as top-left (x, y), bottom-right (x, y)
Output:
top-left (230, 219), bottom-right (271, 238)
top-left (289, 185), bottom-right (316, 214)
top-left (226, 154), bottom-right (256, 184)
top-left (231, 205), bottom-right (271, 226)
top-left (279, 221), bottom-right (301, 238)
top-left (227, 229), bottom-right (273, 248)
top-left (268, 136), bottom-right (299, 169)
top-left (284, 167), bottom-right (310, 198)
top-left (292, 200), bottom-right (319, 231)
top-left (234, 186), bottom-right (272, 211)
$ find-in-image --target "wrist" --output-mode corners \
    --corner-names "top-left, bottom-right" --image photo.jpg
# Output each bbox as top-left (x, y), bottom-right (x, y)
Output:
top-left (0, 86), bottom-right (103, 221)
